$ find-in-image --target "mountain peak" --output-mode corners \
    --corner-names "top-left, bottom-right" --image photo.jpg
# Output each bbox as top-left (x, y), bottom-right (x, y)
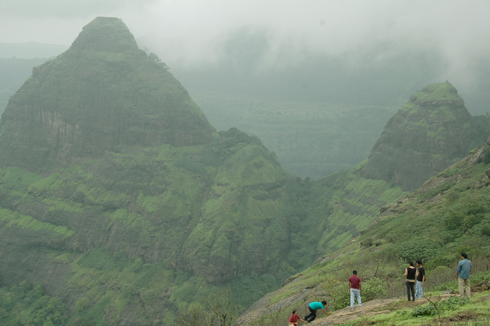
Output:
top-left (360, 82), bottom-right (475, 191)
top-left (408, 82), bottom-right (464, 108)
top-left (0, 17), bottom-right (216, 172)
top-left (70, 17), bottom-right (138, 53)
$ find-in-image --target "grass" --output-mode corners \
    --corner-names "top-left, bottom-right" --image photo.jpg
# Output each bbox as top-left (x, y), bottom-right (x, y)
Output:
top-left (240, 149), bottom-right (490, 325)
top-left (0, 131), bottom-right (317, 324)
top-left (339, 288), bottom-right (490, 325)
top-left (0, 208), bottom-right (75, 237)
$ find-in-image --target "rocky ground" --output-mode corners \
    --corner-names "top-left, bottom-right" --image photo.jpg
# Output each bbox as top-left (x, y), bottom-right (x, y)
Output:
top-left (308, 296), bottom-right (440, 325)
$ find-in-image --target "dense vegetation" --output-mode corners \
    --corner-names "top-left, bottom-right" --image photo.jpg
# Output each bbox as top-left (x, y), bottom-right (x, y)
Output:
top-left (361, 82), bottom-right (490, 191)
top-left (237, 140), bottom-right (490, 325)
top-left (1, 17), bottom-right (489, 326)
top-left (0, 127), bottom-right (310, 324)
top-left (0, 282), bottom-right (71, 326)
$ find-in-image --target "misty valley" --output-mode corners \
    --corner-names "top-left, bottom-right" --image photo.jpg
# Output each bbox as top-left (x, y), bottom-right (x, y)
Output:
top-left (0, 16), bottom-right (490, 326)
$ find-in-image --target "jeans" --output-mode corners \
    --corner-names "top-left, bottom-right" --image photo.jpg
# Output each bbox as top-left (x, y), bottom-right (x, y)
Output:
top-left (304, 307), bottom-right (317, 323)
top-left (458, 277), bottom-right (471, 298)
top-left (415, 281), bottom-right (423, 299)
top-left (406, 281), bottom-right (415, 301)
top-left (350, 289), bottom-right (362, 308)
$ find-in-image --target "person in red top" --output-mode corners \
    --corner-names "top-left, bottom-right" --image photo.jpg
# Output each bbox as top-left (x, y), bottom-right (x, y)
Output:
top-left (289, 310), bottom-right (307, 326)
top-left (348, 270), bottom-right (362, 309)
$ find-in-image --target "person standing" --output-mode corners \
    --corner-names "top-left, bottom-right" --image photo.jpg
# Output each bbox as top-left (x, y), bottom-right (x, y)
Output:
top-left (348, 270), bottom-right (362, 308)
top-left (304, 301), bottom-right (328, 323)
top-left (415, 260), bottom-right (425, 299)
top-left (456, 253), bottom-right (472, 298)
top-left (288, 310), bottom-right (307, 326)
top-left (404, 261), bottom-right (416, 301)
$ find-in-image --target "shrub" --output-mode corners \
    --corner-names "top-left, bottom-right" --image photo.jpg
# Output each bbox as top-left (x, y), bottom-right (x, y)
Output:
top-left (362, 277), bottom-right (387, 301)
top-left (412, 296), bottom-right (469, 318)
top-left (394, 239), bottom-right (441, 262)
top-left (445, 191), bottom-right (459, 205)
top-left (481, 224), bottom-right (490, 237)
top-left (463, 214), bottom-right (485, 231)
top-left (483, 150), bottom-right (490, 164)
top-left (361, 238), bottom-right (373, 247)
top-left (412, 304), bottom-right (437, 317)
top-left (445, 209), bottom-right (463, 230)
top-left (438, 296), bottom-right (470, 310)
top-left (330, 284), bottom-right (351, 310)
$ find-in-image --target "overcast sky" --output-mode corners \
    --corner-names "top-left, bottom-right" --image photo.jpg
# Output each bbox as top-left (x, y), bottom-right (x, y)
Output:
top-left (1, 1), bottom-right (489, 54)
top-left (1, 0), bottom-right (490, 87)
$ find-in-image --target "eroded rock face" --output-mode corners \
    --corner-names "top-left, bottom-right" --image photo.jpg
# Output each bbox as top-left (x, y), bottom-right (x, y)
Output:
top-left (360, 83), bottom-right (473, 191)
top-left (0, 17), bottom-right (215, 172)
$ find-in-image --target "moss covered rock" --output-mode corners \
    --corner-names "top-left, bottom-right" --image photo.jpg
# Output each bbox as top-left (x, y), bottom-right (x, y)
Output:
top-left (360, 82), bottom-right (487, 191)
top-left (0, 17), bottom-right (216, 172)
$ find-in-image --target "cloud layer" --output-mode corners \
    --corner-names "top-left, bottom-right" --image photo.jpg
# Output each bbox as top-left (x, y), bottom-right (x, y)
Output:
top-left (1, 0), bottom-right (490, 112)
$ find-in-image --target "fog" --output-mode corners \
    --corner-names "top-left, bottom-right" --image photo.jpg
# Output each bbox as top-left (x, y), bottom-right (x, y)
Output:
top-left (2, 1), bottom-right (489, 67)
top-left (1, 0), bottom-right (490, 179)
top-left (2, 1), bottom-right (490, 112)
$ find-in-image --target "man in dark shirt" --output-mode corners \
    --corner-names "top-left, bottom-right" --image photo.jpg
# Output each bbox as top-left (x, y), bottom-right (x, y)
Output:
top-left (415, 260), bottom-right (425, 299)
top-left (348, 270), bottom-right (362, 308)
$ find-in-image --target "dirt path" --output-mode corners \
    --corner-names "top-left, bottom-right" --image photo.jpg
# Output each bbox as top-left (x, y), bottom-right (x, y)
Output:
top-left (309, 295), bottom-right (452, 325)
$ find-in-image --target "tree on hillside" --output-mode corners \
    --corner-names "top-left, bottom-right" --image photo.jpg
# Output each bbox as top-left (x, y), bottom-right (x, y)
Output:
top-left (175, 289), bottom-right (237, 326)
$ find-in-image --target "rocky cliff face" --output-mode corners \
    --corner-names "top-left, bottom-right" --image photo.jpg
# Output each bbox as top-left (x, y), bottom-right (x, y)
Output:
top-left (0, 17), bottom-right (215, 172)
top-left (236, 134), bottom-right (490, 326)
top-left (0, 18), bottom-right (308, 325)
top-left (360, 83), bottom-right (475, 191)
top-left (292, 82), bottom-right (490, 259)
top-left (1, 18), bottom-right (489, 326)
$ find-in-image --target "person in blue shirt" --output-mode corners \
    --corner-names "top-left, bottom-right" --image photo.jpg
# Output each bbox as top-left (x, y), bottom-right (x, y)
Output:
top-left (304, 300), bottom-right (329, 323)
top-left (456, 252), bottom-right (472, 298)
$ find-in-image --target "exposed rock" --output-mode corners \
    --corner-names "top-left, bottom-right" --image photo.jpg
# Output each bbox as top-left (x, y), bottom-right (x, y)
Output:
top-left (0, 17), bottom-right (295, 324)
top-left (360, 83), bottom-right (482, 191)
top-left (0, 17), bottom-right (216, 172)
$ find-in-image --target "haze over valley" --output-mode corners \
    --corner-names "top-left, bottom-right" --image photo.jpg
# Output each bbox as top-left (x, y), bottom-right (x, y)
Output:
top-left (0, 2), bottom-right (490, 326)
top-left (2, 1), bottom-right (490, 179)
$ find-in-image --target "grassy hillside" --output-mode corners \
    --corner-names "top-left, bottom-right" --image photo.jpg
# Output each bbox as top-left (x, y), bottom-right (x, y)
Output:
top-left (305, 162), bottom-right (407, 255)
top-left (236, 138), bottom-right (490, 325)
top-left (0, 128), bottom-right (313, 325)
top-left (361, 83), bottom-right (490, 191)
top-left (1, 18), bottom-right (489, 326)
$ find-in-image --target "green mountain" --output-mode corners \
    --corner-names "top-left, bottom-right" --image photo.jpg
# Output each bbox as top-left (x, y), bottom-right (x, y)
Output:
top-left (0, 17), bottom-right (305, 325)
top-left (361, 82), bottom-right (487, 191)
top-left (236, 136), bottom-right (490, 326)
top-left (0, 17), bottom-right (489, 326)
top-left (0, 17), bottom-right (216, 172)
top-left (295, 83), bottom-right (489, 256)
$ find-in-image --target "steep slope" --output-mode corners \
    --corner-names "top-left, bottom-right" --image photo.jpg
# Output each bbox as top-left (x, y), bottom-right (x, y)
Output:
top-left (236, 135), bottom-right (490, 326)
top-left (1, 17), bottom-right (489, 326)
top-left (0, 130), bottom-right (297, 324)
top-left (301, 83), bottom-right (489, 256)
top-left (0, 18), bottom-right (307, 325)
top-left (0, 17), bottom-right (216, 172)
top-left (360, 82), bottom-right (479, 191)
